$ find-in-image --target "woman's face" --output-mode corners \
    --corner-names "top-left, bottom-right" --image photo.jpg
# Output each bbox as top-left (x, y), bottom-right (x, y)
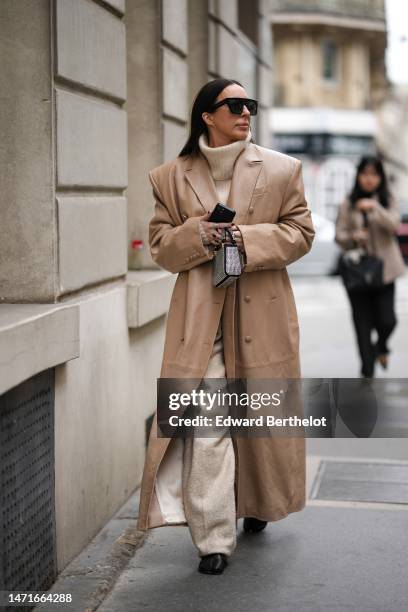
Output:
top-left (202, 84), bottom-right (252, 146)
top-left (357, 165), bottom-right (382, 193)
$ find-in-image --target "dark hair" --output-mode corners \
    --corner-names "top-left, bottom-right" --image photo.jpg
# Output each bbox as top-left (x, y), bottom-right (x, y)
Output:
top-left (349, 155), bottom-right (390, 209)
top-left (178, 78), bottom-right (249, 158)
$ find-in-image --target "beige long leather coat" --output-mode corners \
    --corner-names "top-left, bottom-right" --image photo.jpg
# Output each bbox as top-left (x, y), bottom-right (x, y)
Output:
top-left (137, 142), bottom-right (315, 531)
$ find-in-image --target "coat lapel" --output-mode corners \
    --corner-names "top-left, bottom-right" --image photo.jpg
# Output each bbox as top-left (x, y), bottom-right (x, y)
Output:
top-left (184, 154), bottom-right (219, 214)
top-left (184, 142), bottom-right (263, 221)
top-left (227, 142), bottom-right (263, 221)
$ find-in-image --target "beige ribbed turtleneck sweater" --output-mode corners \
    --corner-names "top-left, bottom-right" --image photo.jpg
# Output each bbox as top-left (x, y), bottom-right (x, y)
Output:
top-left (197, 129), bottom-right (251, 250)
top-left (198, 129), bottom-right (252, 204)
top-left (198, 129), bottom-right (252, 342)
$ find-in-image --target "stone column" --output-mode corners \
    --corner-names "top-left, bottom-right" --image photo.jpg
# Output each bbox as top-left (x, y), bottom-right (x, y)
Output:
top-left (126, 0), bottom-right (189, 270)
top-left (0, 0), bottom-right (55, 302)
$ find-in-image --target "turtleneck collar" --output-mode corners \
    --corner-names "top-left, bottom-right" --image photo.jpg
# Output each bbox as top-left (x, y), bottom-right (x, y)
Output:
top-left (198, 129), bottom-right (252, 180)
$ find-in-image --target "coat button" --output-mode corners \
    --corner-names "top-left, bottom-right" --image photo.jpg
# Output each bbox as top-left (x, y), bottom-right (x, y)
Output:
top-left (244, 295), bottom-right (251, 302)
top-left (182, 213), bottom-right (188, 220)
top-left (248, 207), bottom-right (254, 214)
top-left (244, 336), bottom-right (251, 343)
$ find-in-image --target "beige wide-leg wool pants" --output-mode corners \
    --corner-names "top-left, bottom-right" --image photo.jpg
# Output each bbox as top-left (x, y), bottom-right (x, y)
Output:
top-left (154, 320), bottom-right (237, 558)
top-left (182, 321), bottom-right (237, 558)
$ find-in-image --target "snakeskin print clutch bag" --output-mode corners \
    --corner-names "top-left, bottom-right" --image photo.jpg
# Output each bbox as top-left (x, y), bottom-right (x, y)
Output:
top-left (212, 228), bottom-right (243, 288)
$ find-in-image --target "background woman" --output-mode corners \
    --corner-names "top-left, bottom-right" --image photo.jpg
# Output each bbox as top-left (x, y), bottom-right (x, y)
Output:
top-left (335, 156), bottom-right (406, 378)
top-left (137, 78), bottom-right (315, 575)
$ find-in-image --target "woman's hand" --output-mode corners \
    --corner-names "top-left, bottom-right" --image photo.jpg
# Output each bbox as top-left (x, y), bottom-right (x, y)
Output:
top-left (351, 228), bottom-right (369, 247)
top-left (224, 224), bottom-right (245, 254)
top-left (356, 198), bottom-right (376, 213)
top-left (198, 211), bottom-right (233, 247)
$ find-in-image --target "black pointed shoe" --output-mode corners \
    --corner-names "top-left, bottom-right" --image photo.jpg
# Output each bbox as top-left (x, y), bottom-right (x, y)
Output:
top-left (243, 517), bottom-right (267, 533)
top-left (198, 553), bottom-right (228, 575)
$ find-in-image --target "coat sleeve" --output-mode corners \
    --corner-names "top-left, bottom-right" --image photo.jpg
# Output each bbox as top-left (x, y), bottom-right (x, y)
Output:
top-left (367, 195), bottom-right (401, 234)
top-left (148, 170), bottom-right (215, 273)
top-left (335, 198), bottom-right (355, 250)
top-left (235, 159), bottom-right (315, 272)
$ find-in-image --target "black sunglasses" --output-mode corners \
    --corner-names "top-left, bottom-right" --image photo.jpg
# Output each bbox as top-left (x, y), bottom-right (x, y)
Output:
top-left (211, 97), bottom-right (258, 116)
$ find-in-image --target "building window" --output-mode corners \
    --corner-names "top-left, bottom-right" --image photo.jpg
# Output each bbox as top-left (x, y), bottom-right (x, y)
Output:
top-left (238, 0), bottom-right (258, 45)
top-left (321, 39), bottom-right (338, 82)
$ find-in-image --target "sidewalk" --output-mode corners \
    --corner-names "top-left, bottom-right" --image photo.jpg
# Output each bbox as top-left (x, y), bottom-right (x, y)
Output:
top-left (99, 501), bottom-right (408, 612)
top-left (292, 273), bottom-right (408, 378)
top-left (34, 275), bottom-right (408, 612)
top-left (43, 465), bottom-right (408, 612)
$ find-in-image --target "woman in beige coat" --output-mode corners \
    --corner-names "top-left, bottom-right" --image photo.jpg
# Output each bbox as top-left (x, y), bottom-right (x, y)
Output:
top-left (137, 78), bottom-right (315, 574)
top-left (335, 156), bottom-right (405, 378)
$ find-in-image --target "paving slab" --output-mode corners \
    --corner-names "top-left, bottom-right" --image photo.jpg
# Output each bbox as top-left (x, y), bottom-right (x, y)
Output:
top-left (311, 459), bottom-right (408, 504)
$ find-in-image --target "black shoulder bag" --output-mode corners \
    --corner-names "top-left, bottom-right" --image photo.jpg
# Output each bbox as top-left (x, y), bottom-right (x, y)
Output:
top-left (338, 210), bottom-right (384, 291)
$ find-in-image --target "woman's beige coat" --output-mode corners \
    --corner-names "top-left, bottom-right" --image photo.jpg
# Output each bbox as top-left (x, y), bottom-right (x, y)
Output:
top-left (137, 142), bottom-right (315, 531)
top-left (335, 195), bottom-right (406, 284)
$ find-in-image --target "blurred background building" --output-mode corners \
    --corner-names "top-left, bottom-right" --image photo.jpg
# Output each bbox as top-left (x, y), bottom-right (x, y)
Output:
top-left (269, 0), bottom-right (387, 222)
top-left (376, 84), bottom-right (408, 215)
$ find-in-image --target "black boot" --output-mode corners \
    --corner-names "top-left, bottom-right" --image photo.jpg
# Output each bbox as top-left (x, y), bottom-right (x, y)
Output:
top-left (198, 553), bottom-right (228, 575)
top-left (243, 517), bottom-right (267, 533)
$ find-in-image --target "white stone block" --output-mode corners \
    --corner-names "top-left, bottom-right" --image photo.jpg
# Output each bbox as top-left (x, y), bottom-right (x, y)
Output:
top-left (0, 304), bottom-right (79, 395)
top-left (258, 13), bottom-right (273, 67)
top-left (213, 0), bottom-right (238, 29)
top-left (256, 107), bottom-right (270, 148)
top-left (220, 0), bottom-right (238, 29)
top-left (127, 270), bottom-right (176, 328)
top-left (208, 0), bottom-right (216, 16)
top-left (259, 63), bottom-right (272, 107)
top-left (208, 19), bottom-right (217, 74)
top-left (56, 89), bottom-right (127, 187)
top-left (56, 0), bottom-right (126, 100)
top-left (235, 42), bottom-right (257, 97)
top-left (162, 48), bottom-right (188, 122)
top-left (163, 119), bottom-right (188, 162)
top-left (162, 0), bottom-right (188, 54)
top-left (57, 196), bottom-right (127, 292)
top-left (217, 25), bottom-right (238, 77)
